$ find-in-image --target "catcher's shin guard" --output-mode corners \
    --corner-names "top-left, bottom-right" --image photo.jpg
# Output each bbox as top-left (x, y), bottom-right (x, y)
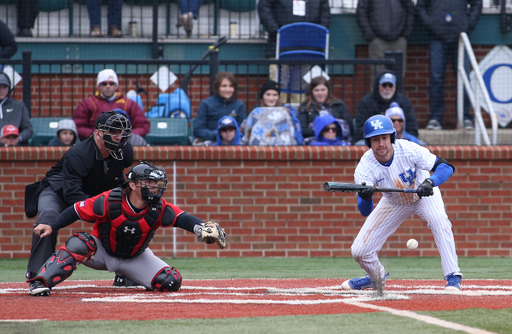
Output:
top-left (27, 232), bottom-right (97, 288)
top-left (151, 266), bottom-right (182, 292)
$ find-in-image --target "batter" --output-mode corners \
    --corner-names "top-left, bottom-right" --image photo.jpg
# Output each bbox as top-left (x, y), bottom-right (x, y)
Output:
top-left (342, 115), bottom-right (463, 291)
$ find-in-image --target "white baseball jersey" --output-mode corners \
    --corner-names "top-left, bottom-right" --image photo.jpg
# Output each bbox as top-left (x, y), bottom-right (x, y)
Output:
top-left (350, 139), bottom-right (460, 281)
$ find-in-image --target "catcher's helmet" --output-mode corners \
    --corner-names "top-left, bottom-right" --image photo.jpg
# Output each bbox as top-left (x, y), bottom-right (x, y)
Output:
top-left (363, 114), bottom-right (396, 148)
top-left (127, 162), bottom-right (167, 206)
top-left (95, 110), bottom-right (132, 160)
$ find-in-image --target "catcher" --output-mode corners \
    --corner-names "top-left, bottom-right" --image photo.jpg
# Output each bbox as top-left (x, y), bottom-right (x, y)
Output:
top-left (27, 162), bottom-right (227, 296)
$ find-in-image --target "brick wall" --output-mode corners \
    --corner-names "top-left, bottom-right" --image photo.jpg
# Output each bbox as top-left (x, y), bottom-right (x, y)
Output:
top-left (1, 145), bottom-right (511, 259)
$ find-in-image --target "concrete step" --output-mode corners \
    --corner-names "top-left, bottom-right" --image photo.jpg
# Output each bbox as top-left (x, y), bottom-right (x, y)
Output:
top-left (418, 128), bottom-right (512, 145)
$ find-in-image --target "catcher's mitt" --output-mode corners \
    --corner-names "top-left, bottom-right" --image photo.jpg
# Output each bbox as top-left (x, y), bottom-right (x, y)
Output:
top-left (198, 220), bottom-right (227, 249)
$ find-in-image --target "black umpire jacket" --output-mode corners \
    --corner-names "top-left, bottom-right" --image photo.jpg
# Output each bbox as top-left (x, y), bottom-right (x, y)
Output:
top-left (44, 136), bottom-right (134, 206)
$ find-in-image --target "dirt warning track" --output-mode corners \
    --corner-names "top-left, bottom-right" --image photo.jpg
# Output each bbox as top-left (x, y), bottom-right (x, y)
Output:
top-left (1, 279), bottom-right (511, 322)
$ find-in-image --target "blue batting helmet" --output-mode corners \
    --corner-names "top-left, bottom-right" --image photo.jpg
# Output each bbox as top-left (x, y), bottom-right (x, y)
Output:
top-left (363, 115), bottom-right (396, 148)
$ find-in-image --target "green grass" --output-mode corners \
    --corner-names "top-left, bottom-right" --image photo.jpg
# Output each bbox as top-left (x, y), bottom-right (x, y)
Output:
top-left (2, 257), bottom-right (512, 334)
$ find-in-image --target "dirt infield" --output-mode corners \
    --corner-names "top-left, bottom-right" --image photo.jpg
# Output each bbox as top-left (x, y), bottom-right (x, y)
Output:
top-left (1, 279), bottom-right (511, 321)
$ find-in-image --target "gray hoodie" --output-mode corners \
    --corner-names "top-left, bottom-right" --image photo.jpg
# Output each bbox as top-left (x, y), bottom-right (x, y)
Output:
top-left (0, 97), bottom-right (33, 144)
top-left (48, 119), bottom-right (80, 146)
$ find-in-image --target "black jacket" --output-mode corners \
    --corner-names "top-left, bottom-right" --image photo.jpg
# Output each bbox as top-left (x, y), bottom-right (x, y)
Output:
top-left (354, 70), bottom-right (418, 143)
top-left (257, 0), bottom-right (331, 58)
top-left (45, 136), bottom-right (134, 206)
top-left (298, 99), bottom-right (353, 140)
top-left (356, 0), bottom-right (415, 42)
top-left (0, 19), bottom-right (17, 59)
top-left (416, 0), bottom-right (482, 42)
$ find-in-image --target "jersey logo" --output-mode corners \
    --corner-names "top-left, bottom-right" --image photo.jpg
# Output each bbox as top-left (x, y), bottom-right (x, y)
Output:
top-left (79, 201), bottom-right (85, 207)
top-left (124, 226), bottom-right (136, 234)
top-left (399, 169), bottom-right (417, 186)
top-left (370, 119), bottom-right (383, 130)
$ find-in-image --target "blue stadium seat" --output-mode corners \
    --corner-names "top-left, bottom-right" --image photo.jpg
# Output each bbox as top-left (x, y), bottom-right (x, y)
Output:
top-left (145, 118), bottom-right (189, 146)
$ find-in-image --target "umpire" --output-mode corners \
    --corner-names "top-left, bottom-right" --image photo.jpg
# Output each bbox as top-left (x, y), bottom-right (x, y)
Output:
top-left (25, 110), bottom-right (133, 292)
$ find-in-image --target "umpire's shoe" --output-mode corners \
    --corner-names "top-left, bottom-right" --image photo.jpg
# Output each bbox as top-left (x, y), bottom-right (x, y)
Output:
top-left (29, 280), bottom-right (51, 296)
top-left (113, 274), bottom-right (141, 287)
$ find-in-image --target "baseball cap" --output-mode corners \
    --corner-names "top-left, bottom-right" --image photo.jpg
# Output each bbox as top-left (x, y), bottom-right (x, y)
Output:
top-left (379, 72), bottom-right (396, 86)
top-left (0, 73), bottom-right (11, 87)
top-left (96, 69), bottom-right (119, 87)
top-left (218, 117), bottom-right (236, 130)
top-left (1, 125), bottom-right (19, 138)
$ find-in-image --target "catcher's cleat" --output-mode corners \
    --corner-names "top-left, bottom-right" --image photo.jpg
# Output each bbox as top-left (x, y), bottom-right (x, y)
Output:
top-left (341, 272), bottom-right (389, 290)
top-left (444, 273), bottom-right (462, 291)
top-left (29, 280), bottom-right (51, 296)
top-left (113, 274), bottom-right (141, 287)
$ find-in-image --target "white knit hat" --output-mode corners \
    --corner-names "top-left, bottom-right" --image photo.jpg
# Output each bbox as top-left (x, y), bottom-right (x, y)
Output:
top-left (96, 69), bottom-right (119, 87)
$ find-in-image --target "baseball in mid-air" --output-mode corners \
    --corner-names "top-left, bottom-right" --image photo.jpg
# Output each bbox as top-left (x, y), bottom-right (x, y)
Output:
top-left (407, 238), bottom-right (418, 249)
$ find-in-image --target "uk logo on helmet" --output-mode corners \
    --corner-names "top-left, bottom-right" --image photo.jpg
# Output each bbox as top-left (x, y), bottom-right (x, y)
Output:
top-left (371, 119), bottom-right (383, 130)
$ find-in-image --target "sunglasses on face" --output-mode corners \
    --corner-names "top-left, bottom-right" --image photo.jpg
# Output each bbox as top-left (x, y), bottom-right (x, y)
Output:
top-left (391, 119), bottom-right (404, 123)
top-left (323, 126), bottom-right (337, 133)
top-left (220, 127), bottom-right (236, 133)
top-left (381, 83), bottom-right (394, 88)
top-left (100, 82), bottom-right (117, 86)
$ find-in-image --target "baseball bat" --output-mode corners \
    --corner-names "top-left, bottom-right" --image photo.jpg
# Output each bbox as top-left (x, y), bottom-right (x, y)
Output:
top-left (324, 182), bottom-right (419, 194)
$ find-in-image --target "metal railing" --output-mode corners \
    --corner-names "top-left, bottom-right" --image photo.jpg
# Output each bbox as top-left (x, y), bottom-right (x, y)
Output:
top-left (457, 32), bottom-right (498, 146)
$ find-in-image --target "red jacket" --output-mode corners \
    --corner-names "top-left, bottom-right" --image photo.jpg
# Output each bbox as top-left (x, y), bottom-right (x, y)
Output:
top-left (73, 91), bottom-right (150, 140)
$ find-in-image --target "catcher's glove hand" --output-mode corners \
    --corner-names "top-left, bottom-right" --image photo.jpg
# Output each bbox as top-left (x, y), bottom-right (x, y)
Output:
top-left (198, 220), bottom-right (227, 249)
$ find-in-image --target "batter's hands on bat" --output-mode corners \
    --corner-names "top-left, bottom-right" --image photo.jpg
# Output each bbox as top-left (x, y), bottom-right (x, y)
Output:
top-left (34, 224), bottom-right (53, 238)
top-left (417, 179), bottom-right (434, 198)
top-left (358, 183), bottom-right (376, 201)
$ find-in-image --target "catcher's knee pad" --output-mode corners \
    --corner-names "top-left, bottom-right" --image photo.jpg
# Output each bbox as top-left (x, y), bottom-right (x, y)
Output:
top-left (27, 232), bottom-right (97, 289)
top-left (151, 266), bottom-right (182, 292)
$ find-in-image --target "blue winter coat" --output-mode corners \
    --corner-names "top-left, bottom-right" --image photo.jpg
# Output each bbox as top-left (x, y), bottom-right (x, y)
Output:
top-left (193, 94), bottom-right (246, 142)
top-left (310, 114), bottom-right (350, 146)
top-left (211, 115), bottom-right (242, 146)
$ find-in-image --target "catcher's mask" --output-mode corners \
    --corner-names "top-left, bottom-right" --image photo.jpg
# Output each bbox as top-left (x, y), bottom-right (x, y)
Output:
top-left (95, 110), bottom-right (132, 160)
top-left (127, 162), bottom-right (167, 206)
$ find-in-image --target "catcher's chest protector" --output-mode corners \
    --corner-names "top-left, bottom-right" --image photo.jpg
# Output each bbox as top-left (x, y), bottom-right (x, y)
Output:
top-left (98, 188), bottom-right (164, 258)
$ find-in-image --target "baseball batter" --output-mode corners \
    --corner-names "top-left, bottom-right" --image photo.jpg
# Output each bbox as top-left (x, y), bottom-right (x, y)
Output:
top-left (27, 162), bottom-right (227, 296)
top-left (342, 115), bottom-right (463, 291)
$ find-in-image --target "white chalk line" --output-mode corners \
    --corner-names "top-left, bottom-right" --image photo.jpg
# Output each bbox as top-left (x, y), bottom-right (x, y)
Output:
top-left (343, 300), bottom-right (498, 334)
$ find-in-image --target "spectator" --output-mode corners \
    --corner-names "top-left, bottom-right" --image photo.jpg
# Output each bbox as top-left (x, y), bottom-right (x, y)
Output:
top-left (86, 0), bottom-right (123, 37)
top-left (385, 102), bottom-right (427, 145)
top-left (257, 0), bottom-right (331, 59)
top-left (0, 73), bottom-right (32, 144)
top-left (0, 20), bottom-right (17, 60)
top-left (17, 0), bottom-right (39, 37)
top-left (353, 69), bottom-right (418, 145)
top-left (24, 111), bottom-right (134, 294)
top-left (250, 80), bottom-right (282, 110)
top-left (176, 0), bottom-right (204, 38)
top-left (193, 71), bottom-right (246, 144)
top-left (310, 114), bottom-right (350, 146)
top-left (356, 0), bottom-right (414, 79)
top-left (73, 69), bottom-right (150, 141)
top-left (48, 119), bottom-right (80, 146)
top-left (211, 116), bottom-right (241, 146)
top-left (298, 76), bottom-right (353, 143)
top-left (0, 124), bottom-right (20, 147)
top-left (416, 0), bottom-right (482, 130)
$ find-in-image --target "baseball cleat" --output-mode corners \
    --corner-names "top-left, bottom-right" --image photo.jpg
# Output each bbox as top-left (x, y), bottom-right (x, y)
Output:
top-left (113, 274), bottom-right (142, 287)
top-left (444, 274), bottom-right (462, 291)
top-left (29, 280), bottom-right (51, 296)
top-left (341, 272), bottom-right (389, 290)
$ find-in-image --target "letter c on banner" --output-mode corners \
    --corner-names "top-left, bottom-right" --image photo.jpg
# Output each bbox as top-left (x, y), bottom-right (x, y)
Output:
top-left (482, 64), bottom-right (512, 104)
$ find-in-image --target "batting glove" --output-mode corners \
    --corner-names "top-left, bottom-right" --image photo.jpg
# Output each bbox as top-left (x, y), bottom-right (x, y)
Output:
top-left (417, 179), bottom-right (434, 198)
top-left (358, 183), bottom-right (376, 201)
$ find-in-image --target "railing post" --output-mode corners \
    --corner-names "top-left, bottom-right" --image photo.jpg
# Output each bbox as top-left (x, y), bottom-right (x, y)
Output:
top-left (384, 50), bottom-right (403, 94)
top-left (209, 47), bottom-right (219, 96)
top-left (22, 51), bottom-right (32, 117)
top-left (152, 0), bottom-right (163, 59)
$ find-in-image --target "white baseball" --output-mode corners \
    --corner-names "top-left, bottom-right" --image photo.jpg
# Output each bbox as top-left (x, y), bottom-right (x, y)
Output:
top-left (407, 238), bottom-right (418, 249)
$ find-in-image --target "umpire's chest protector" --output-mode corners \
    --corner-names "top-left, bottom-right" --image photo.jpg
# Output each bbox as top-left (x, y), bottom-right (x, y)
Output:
top-left (94, 188), bottom-right (173, 258)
